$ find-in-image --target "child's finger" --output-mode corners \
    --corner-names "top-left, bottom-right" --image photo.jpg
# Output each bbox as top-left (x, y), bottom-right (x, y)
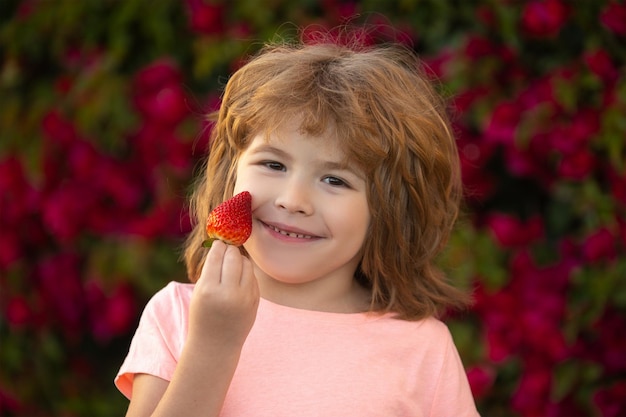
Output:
top-left (200, 240), bottom-right (227, 284)
top-left (240, 257), bottom-right (257, 289)
top-left (220, 244), bottom-right (244, 287)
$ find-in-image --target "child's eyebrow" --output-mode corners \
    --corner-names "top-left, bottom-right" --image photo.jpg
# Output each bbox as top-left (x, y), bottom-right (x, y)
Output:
top-left (320, 160), bottom-right (365, 180)
top-left (247, 144), bottom-right (288, 158)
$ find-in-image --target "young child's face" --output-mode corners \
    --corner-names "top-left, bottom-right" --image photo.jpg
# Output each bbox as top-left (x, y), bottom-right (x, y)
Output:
top-left (233, 120), bottom-right (370, 290)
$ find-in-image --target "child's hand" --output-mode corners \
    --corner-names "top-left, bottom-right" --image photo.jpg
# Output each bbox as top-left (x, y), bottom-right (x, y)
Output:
top-left (188, 240), bottom-right (260, 349)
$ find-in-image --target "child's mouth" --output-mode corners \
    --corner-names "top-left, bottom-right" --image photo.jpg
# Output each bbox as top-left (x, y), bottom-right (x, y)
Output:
top-left (264, 222), bottom-right (316, 239)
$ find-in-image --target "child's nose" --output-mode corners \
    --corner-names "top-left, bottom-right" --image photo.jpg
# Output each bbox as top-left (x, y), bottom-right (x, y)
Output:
top-left (275, 178), bottom-right (314, 215)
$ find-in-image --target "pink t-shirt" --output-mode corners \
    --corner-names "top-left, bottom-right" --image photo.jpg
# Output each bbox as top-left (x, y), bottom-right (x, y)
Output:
top-left (116, 281), bottom-right (480, 417)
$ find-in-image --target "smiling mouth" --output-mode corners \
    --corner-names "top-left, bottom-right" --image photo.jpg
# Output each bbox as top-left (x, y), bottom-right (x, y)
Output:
top-left (267, 223), bottom-right (315, 239)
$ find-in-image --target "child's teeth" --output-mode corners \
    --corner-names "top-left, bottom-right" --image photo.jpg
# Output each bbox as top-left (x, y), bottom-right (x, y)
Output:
top-left (270, 225), bottom-right (312, 239)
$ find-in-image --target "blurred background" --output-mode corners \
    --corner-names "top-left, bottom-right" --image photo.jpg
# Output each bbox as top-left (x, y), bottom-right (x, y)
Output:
top-left (1, 0), bottom-right (625, 416)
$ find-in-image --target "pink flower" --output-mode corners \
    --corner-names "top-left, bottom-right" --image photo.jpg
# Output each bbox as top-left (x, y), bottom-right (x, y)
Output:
top-left (457, 129), bottom-right (497, 202)
top-left (186, 0), bottom-right (225, 35)
top-left (452, 86), bottom-right (490, 113)
top-left (600, 2), bottom-right (626, 37)
top-left (582, 227), bottom-right (617, 263)
top-left (484, 101), bottom-right (523, 146)
top-left (0, 384), bottom-right (22, 415)
top-left (502, 141), bottom-right (552, 183)
top-left (4, 296), bottom-right (31, 328)
top-left (41, 183), bottom-right (96, 242)
top-left (464, 35), bottom-right (498, 60)
top-left (85, 280), bottom-right (137, 343)
top-left (484, 325), bottom-right (514, 362)
top-left (549, 108), bottom-right (600, 154)
top-left (594, 381), bottom-right (626, 417)
top-left (584, 49), bottom-right (619, 85)
top-left (0, 158), bottom-right (26, 266)
top-left (466, 365), bottom-right (495, 399)
top-left (557, 148), bottom-right (596, 180)
top-left (487, 213), bottom-right (544, 248)
top-left (518, 75), bottom-right (557, 110)
top-left (66, 139), bottom-right (100, 179)
top-left (521, 0), bottom-right (568, 38)
top-left (133, 60), bottom-right (189, 126)
top-left (0, 231), bottom-right (21, 270)
top-left (589, 311), bottom-right (626, 373)
top-left (133, 123), bottom-right (193, 175)
top-left (0, 156), bottom-right (42, 267)
top-left (93, 159), bottom-right (145, 211)
top-left (512, 365), bottom-right (553, 416)
top-left (473, 285), bottom-right (521, 362)
top-left (320, 0), bottom-right (360, 23)
top-left (520, 307), bottom-right (568, 361)
top-left (476, 5), bottom-right (497, 28)
top-left (125, 199), bottom-right (190, 238)
top-left (618, 219), bottom-right (626, 248)
top-left (41, 110), bottom-right (77, 145)
top-left (475, 250), bottom-right (573, 369)
top-left (36, 253), bottom-right (86, 335)
top-left (608, 167), bottom-right (626, 206)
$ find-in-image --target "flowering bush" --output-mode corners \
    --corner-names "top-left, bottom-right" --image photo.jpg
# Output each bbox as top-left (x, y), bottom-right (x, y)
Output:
top-left (1, 0), bottom-right (624, 415)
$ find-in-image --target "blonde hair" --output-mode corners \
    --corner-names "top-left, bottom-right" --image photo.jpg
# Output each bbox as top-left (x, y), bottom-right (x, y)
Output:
top-left (183, 35), bottom-right (471, 320)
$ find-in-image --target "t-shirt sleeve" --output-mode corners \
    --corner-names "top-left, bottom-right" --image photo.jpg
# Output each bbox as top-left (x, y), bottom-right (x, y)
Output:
top-left (429, 327), bottom-right (481, 417)
top-left (114, 282), bottom-right (189, 399)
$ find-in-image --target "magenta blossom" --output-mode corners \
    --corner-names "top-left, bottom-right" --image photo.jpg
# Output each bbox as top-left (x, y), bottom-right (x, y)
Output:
top-left (124, 199), bottom-right (190, 239)
top-left (41, 110), bottom-right (77, 146)
top-left (474, 250), bottom-right (573, 366)
top-left (0, 231), bottom-right (21, 270)
top-left (512, 364), bottom-right (553, 417)
top-left (0, 384), bottom-right (22, 416)
top-left (518, 74), bottom-right (557, 110)
top-left (584, 49), bottom-right (620, 85)
top-left (320, 0), bottom-right (360, 23)
top-left (4, 296), bottom-right (31, 329)
top-left (85, 279), bottom-right (137, 343)
top-left (464, 35), bottom-right (498, 60)
top-left (594, 381), bottom-right (626, 417)
top-left (502, 139), bottom-right (553, 183)
top-left (600, 1), bottom-right (626, 37)
top-left (457, 128), bottom-right (497, 202)
top-left (36, 253), bottom-right (86, 337)
top-left (41, 183), bottom-right (97, 242)
top-left (487, 213), bottom-right (544, 248)
top-left (466, 365), bottom-right (495, 399)
top-left (608, 167), bottom-right (626, 207)
top-left (131, 123), bottom-right (193, 175)
top-left (185, 0), bottom-right (225, 35)
top-left (581, 227), bottom-right (617, 263)
top-left (557, 148), bottom-right (596, 181)
top-left (0, 156), bottom-right (40, 268)
top-left (484, 101), bottom-right (523, 146)
top-left (520, 0), bottom-right (568, 38)
top-left (581, 310), bottom-right (626, 375)
top-left (473, 285), bottom-right (521, 362)
top-left (549, 109), bottom-right (600, 155)
top-left (133, 60), bottom-right (189, 126)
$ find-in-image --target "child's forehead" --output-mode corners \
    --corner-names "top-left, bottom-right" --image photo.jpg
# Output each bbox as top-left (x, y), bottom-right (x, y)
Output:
top-left (247, 123), bottom-right (357, 168)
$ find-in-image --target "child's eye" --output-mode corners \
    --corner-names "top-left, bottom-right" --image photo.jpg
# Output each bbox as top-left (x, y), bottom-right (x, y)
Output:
top-left (263, 161), bottom-right (285, 171)
top-left (323, 176), bottom-right (349, 187)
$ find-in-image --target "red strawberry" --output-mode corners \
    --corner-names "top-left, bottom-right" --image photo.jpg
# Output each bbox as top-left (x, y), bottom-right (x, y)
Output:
top-left (204, 191), bottom-right (252, 247)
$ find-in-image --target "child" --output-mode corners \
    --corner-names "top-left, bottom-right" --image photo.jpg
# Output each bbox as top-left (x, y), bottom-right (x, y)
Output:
top-left (115, 30), bottom-right (480, 417)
